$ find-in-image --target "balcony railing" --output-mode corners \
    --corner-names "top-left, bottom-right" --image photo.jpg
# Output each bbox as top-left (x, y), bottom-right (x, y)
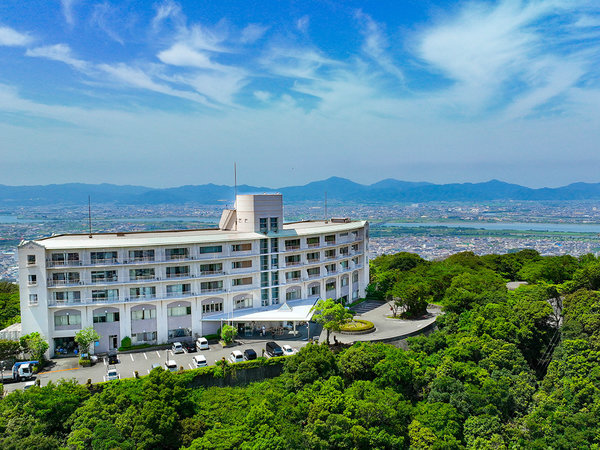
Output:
top-left (285, 261), bottom-right (302, 267)
top-left (307, 242), bottom-right (320, 248)
top-left (200, 287), bottom-right (226, 294)
top-left (199, 270), bottom-right (225, 277)
top-left (47, 279), bottom-right (83, 287)
top-left (46, 259), bottom-right (83, 268)
top-left (285, 245), bottom-right (300, 251)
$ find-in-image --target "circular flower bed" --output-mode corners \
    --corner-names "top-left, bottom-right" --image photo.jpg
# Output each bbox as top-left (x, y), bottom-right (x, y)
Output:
top-left (339, 319), bottom-right (375, 334)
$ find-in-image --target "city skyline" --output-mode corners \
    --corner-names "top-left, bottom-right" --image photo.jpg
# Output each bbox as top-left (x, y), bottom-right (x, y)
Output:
top-left (1, 0), bottom-right (599, 187)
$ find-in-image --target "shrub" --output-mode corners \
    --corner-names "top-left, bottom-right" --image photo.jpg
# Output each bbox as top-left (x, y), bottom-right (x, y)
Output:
top-left (339, 319), bottom-right (374, 332)
top-left (120, 336), bottom-right (132, 348)
top-left (79, 358), bottom-right (92, 367)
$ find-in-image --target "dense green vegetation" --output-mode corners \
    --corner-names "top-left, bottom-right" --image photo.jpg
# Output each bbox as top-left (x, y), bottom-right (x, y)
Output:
top-left (1, 250), bottom-right (600, 448)
top-left (0, 282), bottom-right (20, 330)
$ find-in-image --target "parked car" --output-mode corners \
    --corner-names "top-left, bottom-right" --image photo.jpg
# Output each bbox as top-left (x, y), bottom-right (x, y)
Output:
top-left (164, 360), bottom-right (178, 372)
top-left (196, 337), bottom-right (209, 350)
top-left (183, 341), bottom-right (197, 353)
top-left (150, 363), bottom-right (161, 371)
top-left (243, 348), bottom-right (257, 361)
top-left (107, 350), bottom-right (118, 364)
top-left (106, 366), bottom-right (119, 381)
top-left (23, 381), bottom-right (36, 390)
top-left (282, 345), bottom-right (296, 356)
top-left (265, 341), bottom-right (283, 357)
top-left (172, 342), bottom-right (184, 354)
top-left (229, 350), bottom-right (244, 364)
top-left (193, 355), bottom-right (207, 368)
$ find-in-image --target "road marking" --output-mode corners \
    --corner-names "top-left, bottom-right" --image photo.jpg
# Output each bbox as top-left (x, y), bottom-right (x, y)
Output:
top-left (103, 376), bottom-right (106, 382)
top-left (130, 354), bottom-right (134, 362)
top-left (143, 352), bottom-right (147, 360)
top-left (38, 367), bottom-right (81, 375)
top-left (188, 363), bottom-right (194, 370)
top-left (156, 351), bottom-right (161, 358)
top-left (133, 371), bottom-right (137, 378)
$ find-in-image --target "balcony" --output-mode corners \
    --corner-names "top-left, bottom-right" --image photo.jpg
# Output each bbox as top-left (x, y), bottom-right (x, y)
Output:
top-left (285, 261), bottom-right (302, 267)
top-left (285, 277), bottom-right (301, 283)
top-left (325, 241), bottom-right (336, 246)
top-left (198, 270), bottom-right (225, 277)
top-left (307, 242), bottom-right (320, 248)
top-left (165, 273), bottom-right (192, 280)
top-left (90, 278), bottom-right (119, 285)
top-left (126, 257), bottom-right (156, 264)
top-left (285, 245), bottom-right (300, 251)
top-left (48, 299), bottom-right (83, 307)
top-left (165, 291), bottom-right (195, 299)
top-left (165, 254), bottom-right (190, 261)
top-left (200, 287), bottom-right (226, 295)
top-left (46, 259), bottom-right (83, 268)
top-left (126, 294), bottom-right (157, 302)
top-left (90, 258), bottom-right (119, 266)
top-left (231, 284), bottom-right (254, 292)
top-left (47, 279), bottom-right (83, 287)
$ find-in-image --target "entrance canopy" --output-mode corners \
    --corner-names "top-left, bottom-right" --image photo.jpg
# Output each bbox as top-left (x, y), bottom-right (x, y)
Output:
top-left (204, 297), bottom-right (319, 322)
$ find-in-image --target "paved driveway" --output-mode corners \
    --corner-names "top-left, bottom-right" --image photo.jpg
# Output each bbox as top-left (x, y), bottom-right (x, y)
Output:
top-left (3, 338), bottom-right (307, 394)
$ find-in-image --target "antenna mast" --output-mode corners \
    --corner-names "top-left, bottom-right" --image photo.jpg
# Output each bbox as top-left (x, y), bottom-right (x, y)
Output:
top-left (88, 195), bottom-right (93, 238)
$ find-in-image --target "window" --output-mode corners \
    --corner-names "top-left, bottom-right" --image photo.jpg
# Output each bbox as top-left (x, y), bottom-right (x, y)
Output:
top-left (132, 331), bottom-right (156, 343)
top-left (130, 268), bottom-right (155, 280)
top-left (51, 252), bottom-right (79, 266)
top-left (340, 260), bottom-right (349, 269)
top-left (271, 271), bottom-right (279, 285)
top-left (286, 271), bottom-right (301, 282)
top-left (92, 289), bottom-right (119, 302)
top-left (201, 280), bottom-right (223, 292)
top-left (285, 239), bottom-right (300, 250)
top-left (202, 301), bottom-right (223, 314)
top-left (54, 313), bottom-right (81, 327)
top-left (232, 277), bottom-right (253, 286)
top-left (234, 296), bottom-right (252, 310)
top-left (352, 272), bottom-right (359, 283)
top-left (307, 267), bottom-right (320, 277)
top-left (325, 249), bottom-right (336, 259)
top-left (165, 248), bottom-right (189, 260)
top-left (340, 247), bottom-right (349, 256)
top-left (326, 280), bottom-right (336, 291)
top-left (52, 272), bottom-right (80, 285)
top-left (325, 235), bottom-right (336, 244)
top-left (353, 290), bottom-right (359, 300)
top-left (260, 239), bottom-right (269, 254)
top-left (91, 251), bottom-right (117, 264)
top-left (129, 249), bottom-right (155, 261)
top-left (261, 272), bottom-right (269, 287)
top-left (28, 294), bottom-right (38, 305)
top-left (307, 252), bottom-right (320, 262)
top-left (93, 311), bottom-right (120, 323)
top-left (326, 264), bottom-right (336, 274)
top-left (309, 285), bottom-right (320, 296)
top-left (352, 244), bottom-right (359, 252)
top-left (341, 277), bottom-right (349, 287)
top-left (167, 305), bottom-right (191, 316)
top-left (166, 284), bottom-right (191, 296)
top-left (260, 255), bottom-right (269, 270)
top-left (285, 254), bottom-right (301, 266)
top-left (28, 274), bottom-right (37, 285)
top-left (271, 238), bottom-right (279, 252)
top-left (166, 266), bottom-right (190, 278)
top-left (352, 257), bottom-right (359, 265)
top-left (91, 270), bottom-right (117, 283)
top-left (270, 217), bottom-right (278, 232)
top-left (271, 255), bottom-right (279, 268)
top-left (232, 260), bottom-right (252, 269)
top-left (307, 237), bottom-right (320, 247)
top-left (55, 291), bottom-right (81, 303)
top-left (199, 245), bottom-right (222, 254)
top-left (27, 255), bottom-right (36, 265)
top-left (286, 288), bottom-right (301, 301)
top-left (260, 218), bottom-right (268, 233)
top-left (340, 232), bottom-right (348, 237)
top-left (271, 287), bottom-right (279, 304)
top-left (261, 289), bottom-right (269, 306)
top-left (168, 328), bottom-right (192, 339)
top-left (131, 308), bottom-right (157, 320)
top-left (200, 263), bottom-right (223, 274)
top-left (232, 243), bottom-right (252, 252)
top-left (130, 286), bottom-right (155, 299)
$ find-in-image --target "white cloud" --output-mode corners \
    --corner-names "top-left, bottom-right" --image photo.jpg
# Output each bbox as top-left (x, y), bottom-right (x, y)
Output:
top-left (240, 24), bottom-right (268, 43)
top-left (254, 90), bottom-right (271, 102)
top-left (60, 0), bottom-right (79, 26)
top-left (296, 16), bottom-right (310, 33)
top-left (0, 25), bottom-right (32, 46)
top-left (157, 43), bottom-right (220, 69)
top-left (152, 0), bottom-right (185, 31)
top-left (91, 3), bottom-right (124, 44)
top-left (26, 44), bottom-right (88, 70)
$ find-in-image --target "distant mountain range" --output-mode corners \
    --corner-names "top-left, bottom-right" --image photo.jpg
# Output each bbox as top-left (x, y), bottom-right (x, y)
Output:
top-left (2, 177), bottom-right (600, 206)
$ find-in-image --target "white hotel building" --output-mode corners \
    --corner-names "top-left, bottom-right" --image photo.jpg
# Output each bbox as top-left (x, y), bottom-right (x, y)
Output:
top-left (17, 194), bottom-right (369, 355)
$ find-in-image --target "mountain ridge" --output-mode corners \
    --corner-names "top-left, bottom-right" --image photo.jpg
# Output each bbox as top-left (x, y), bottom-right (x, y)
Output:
top-left (2, 178), bottom-right (600, 205)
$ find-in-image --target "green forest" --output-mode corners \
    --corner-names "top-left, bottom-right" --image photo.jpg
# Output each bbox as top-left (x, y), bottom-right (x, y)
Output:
top-left (1, 250), bottom-right (600, 449)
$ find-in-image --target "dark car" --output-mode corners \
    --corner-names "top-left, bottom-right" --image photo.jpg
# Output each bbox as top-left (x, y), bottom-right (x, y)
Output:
top-left (107, 350), bottom-right (118, 365)
top-left (183, 341), bottom-right (197, 353)
top-left (243, 348), bottom-right (257, 360)
top-left (265, 341), bottom-right (283, 357)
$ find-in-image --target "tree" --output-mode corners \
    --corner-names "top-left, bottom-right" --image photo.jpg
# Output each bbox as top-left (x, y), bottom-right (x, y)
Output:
top-left (311, 298), bottom-right (352, 345)
top-left (19, 332), bottom-right (49, 362)
top-left (221, 324), bottom-right (237, 345)
top-left (0, 339), bottom-right (22, 362)
top-left (389, 276), bottom-right (430, 318)
top-left (75, 327), bottom-right (100, 357)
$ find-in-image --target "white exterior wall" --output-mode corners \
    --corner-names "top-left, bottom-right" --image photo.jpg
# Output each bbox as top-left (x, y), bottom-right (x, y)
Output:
top-left (17, 195), bottom-right (369, 356)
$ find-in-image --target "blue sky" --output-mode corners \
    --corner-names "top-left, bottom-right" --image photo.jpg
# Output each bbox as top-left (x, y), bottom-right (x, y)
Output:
top-left (0, 0), bottom-right (599, 188)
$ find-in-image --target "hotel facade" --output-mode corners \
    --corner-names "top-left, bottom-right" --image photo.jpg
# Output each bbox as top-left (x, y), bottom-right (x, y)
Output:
top-left (18, 194), bottom-right (369, 355)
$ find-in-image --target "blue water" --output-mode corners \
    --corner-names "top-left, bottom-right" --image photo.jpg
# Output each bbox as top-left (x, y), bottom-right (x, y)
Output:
top-left (382, 222), bottom-right (600, 233)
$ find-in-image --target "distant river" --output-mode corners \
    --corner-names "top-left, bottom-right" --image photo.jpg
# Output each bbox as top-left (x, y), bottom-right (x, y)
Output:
top-left (0, 215), bottom-right (219, 224)
top-left (381, 222), bottom-right (600, 233)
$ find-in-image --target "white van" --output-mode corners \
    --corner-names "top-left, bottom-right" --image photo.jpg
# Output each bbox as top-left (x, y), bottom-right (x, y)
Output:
top-left (229, 350), bottom-right (244, 364)
top-left (196, 337), bottom-right (209, 350)
top-left (164, 360), bottom-right (178, 372)
top-left (193, 355), bottom-right (207, 368)
top-left (172, 342), bottom-right (184, 354)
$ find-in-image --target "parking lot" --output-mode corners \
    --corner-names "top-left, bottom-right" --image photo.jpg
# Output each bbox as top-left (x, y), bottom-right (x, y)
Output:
top-left (3, 338), bottom-right (307, 393)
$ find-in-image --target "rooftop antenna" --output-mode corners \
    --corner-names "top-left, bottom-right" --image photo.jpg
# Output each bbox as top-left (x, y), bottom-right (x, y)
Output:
top-left (324, 191), bottom-right (328, 223)
top-left (88, 195), bottom-right (93, 238)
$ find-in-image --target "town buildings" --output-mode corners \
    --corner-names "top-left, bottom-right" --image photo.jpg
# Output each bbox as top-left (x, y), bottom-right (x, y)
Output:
top-left (17, 194), bottom-right (369, 355)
